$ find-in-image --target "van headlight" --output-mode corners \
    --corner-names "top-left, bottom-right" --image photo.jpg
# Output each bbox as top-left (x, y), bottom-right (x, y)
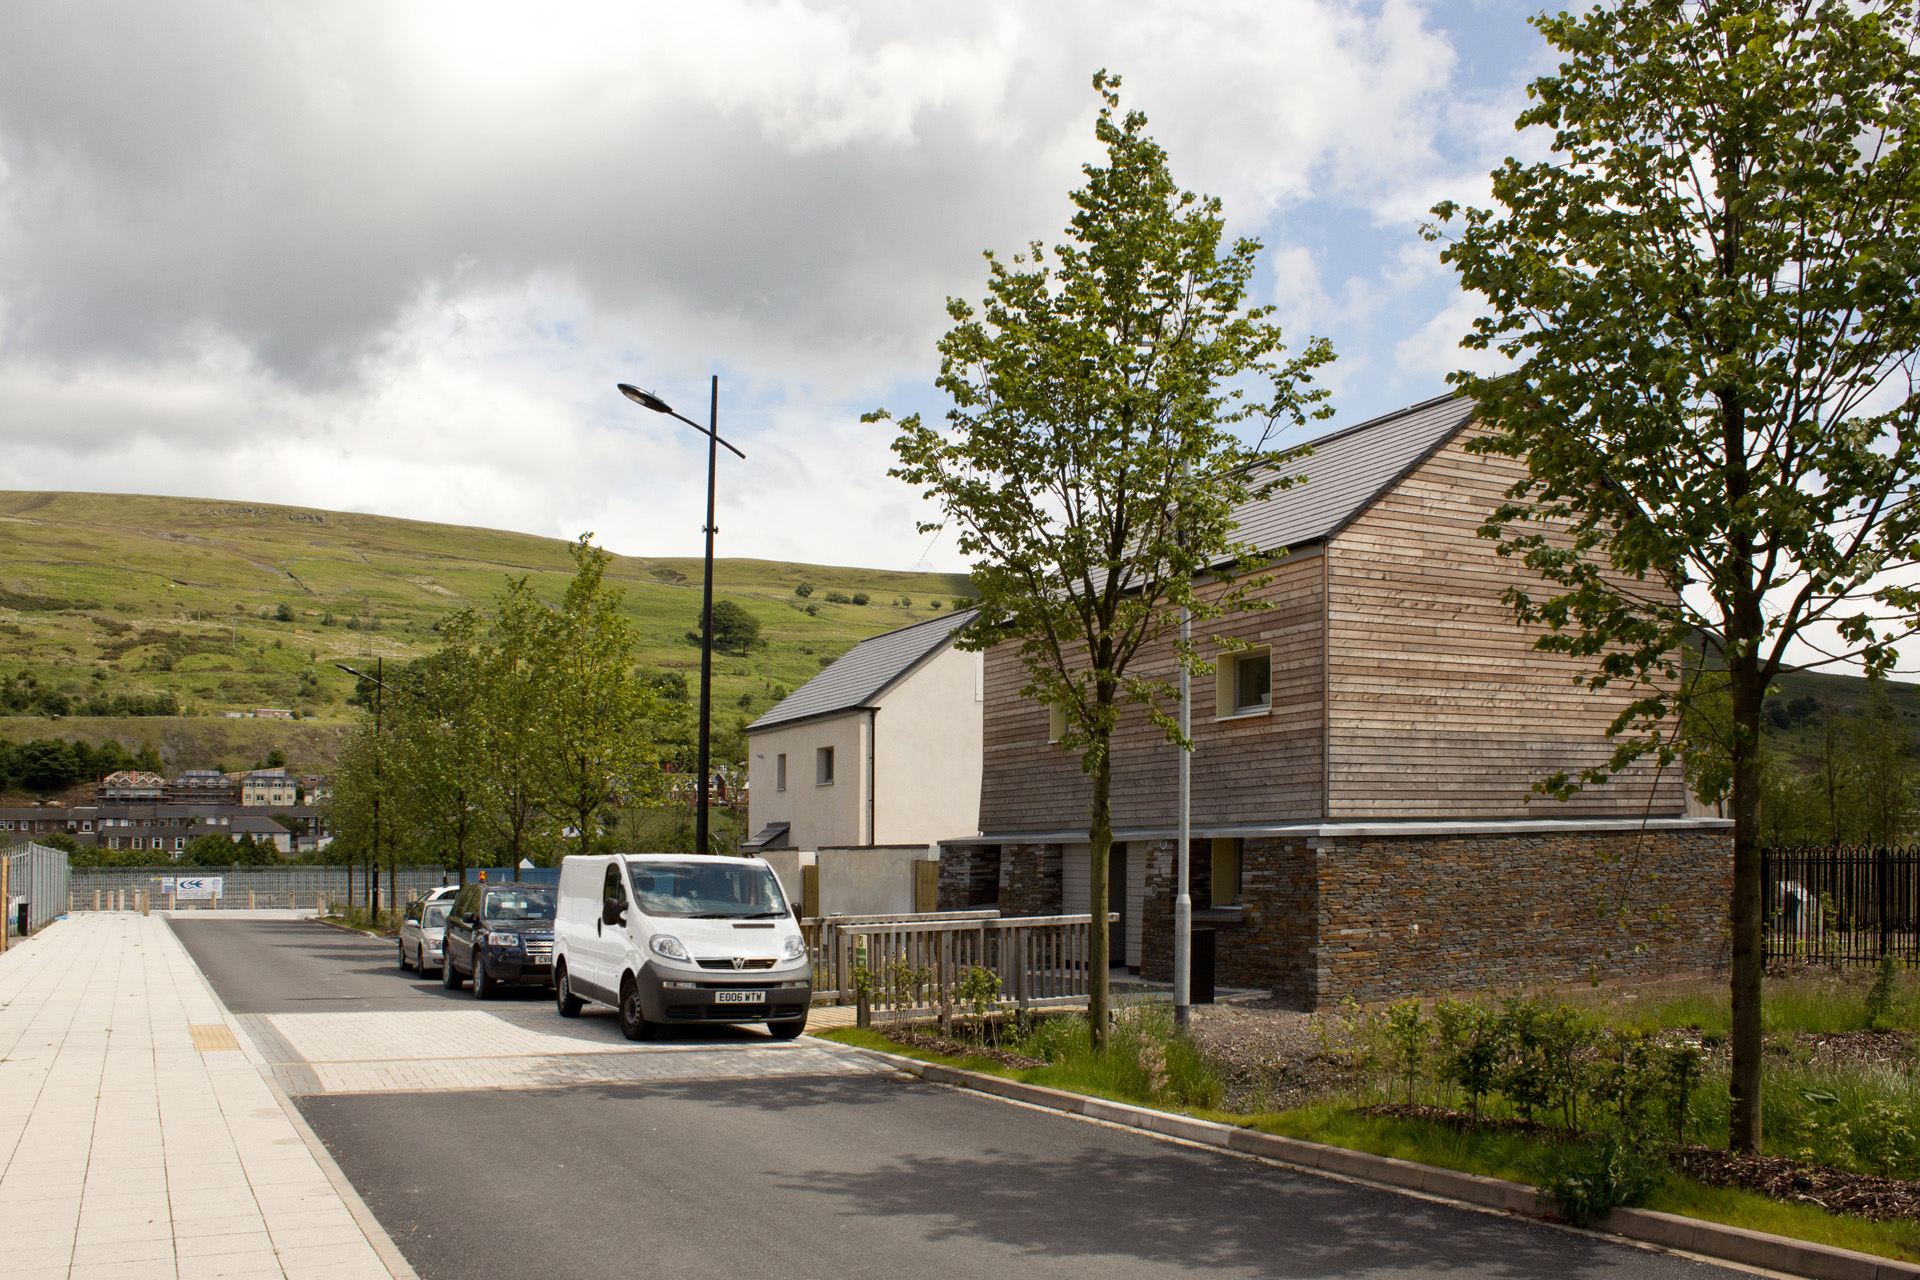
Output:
top-left (650, 935), bottom-right (690, 961)
top-left (782, 935), bottom-right (806, 961)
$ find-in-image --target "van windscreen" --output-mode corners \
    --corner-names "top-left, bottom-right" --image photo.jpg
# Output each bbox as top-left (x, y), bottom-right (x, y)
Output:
top-left (628, 861), bottom-right (790, 919)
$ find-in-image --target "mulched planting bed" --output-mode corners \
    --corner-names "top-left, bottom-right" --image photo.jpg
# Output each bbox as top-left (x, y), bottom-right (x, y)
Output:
top-left (870, 1025), bottom-right (1046, 1071)
top-left (1362, 1101), bottom-right (1920, 1223)
top-left (1672, 1148), bottom-right (1920, 1223)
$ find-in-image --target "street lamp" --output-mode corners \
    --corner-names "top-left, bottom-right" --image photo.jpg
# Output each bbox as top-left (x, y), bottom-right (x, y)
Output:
top-left (617, 378), bottom-right (745, 857)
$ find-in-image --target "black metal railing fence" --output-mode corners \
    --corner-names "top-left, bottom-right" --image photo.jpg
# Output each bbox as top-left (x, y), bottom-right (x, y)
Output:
top-left (1763, 844), bottom-right (1920, 966)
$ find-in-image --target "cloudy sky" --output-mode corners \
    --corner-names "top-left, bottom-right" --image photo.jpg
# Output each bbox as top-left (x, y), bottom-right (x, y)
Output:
top-left (0, 0), bottom-right (1552, 572)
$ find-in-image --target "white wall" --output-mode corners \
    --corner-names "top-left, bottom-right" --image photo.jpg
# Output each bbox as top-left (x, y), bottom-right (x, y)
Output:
top-left (746, 713), bottom-right (867, 850)
top-left (815, 845), bottom-right (936, 916)
top-left (871, 645), bottom-right (984, 846)
top-left (746, 638), bottom-right (984, 852)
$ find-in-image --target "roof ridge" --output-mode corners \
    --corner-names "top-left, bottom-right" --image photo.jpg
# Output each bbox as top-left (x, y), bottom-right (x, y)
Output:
top-left (1289, 391), bottom-right (1463, 455)
top-left (845, 605), bottom-right (978, 647)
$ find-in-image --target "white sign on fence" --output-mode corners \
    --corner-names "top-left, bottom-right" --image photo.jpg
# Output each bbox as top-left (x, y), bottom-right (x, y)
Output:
top-left (159, 878), bottom-right (175, 892)
top-left (174, 877), bottom-right (222, 901)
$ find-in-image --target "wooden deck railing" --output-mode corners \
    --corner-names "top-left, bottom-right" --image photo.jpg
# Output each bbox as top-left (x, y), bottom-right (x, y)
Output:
top-left (803, 910), bottom-right (1119, 1011)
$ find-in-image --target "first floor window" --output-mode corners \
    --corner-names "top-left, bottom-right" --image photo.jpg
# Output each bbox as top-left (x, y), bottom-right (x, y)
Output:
top-left (776, 753), bottom-right (787, 791)
top-left (1216, 648), bottom-right (1272, 716)
top-left (816, 746), bottom-right (835, 786)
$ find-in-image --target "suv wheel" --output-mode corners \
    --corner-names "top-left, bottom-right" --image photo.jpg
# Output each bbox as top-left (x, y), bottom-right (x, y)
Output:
top-left (442, 949), bottom-right (465, 990)
top-left (472, 954), bottom-right (495, 1000)
top-left (555, 964), bottom-right (584, 1018)
top-left (619, 977), bottom-right (656, 1041)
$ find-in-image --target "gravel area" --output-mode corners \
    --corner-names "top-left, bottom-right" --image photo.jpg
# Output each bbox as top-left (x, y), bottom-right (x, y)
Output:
top-left (1187, 999), bottom-right (1367, 1112)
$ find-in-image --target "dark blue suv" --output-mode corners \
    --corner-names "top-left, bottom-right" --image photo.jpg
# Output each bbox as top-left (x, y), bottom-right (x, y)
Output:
top-left (443, 881), bottom-right (557, 999)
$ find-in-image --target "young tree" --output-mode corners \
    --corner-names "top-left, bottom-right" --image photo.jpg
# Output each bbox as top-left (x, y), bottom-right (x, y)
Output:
top-left (1853, 684), bottom-right (1914, 843)
top-left (478, 575), bottom-right (560, 878)
top-left (1428, 0), bottom-right (1920, 1150)
top-left (539, 536), bottom-right (678, 863)
top-left (876, 72), bottom-right (1333, 1044)
top-left (392, 611), bottom-right (489, 885)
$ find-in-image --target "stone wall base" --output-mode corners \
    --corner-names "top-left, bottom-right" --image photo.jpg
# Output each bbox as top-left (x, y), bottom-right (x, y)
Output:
top-left (1130, 827), bottom-right (1730, 1009)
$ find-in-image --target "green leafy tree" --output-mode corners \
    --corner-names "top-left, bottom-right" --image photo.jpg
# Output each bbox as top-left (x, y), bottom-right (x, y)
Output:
top-left (877, 73), bottom-right (1333, 1044)
top-left (705, 598), bottom-right (761, 655)
top-left (16, 739), bottom-right (79, 792)
top-left (538, 536), bottom-right (679, 862)
top-left (183, 833), bottom-right (237, 864)
top-left (1852, 683), bottom-right (1914, 844)
top-left (392, 611), bottom-right (489, 884)
top-left (1427, 0), bottom-right (1920, 1150)
top-left (478, 575), bottom-right (561, 877)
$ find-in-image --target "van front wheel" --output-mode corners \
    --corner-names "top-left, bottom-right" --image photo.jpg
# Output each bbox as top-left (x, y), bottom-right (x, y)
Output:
top-left (769, 1013), bottom-right (807, 1041)
top-left (555, 965), bottom-right (584, 1018)
top-left (619, 979), bottom-right (656, 1042)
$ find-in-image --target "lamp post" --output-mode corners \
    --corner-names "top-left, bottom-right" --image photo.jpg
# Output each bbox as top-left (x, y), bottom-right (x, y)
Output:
top-left (336, 659), bottom-right (383, 915)
top-left (617, 378), bottom-right (745, 857)
top-left (1174, 604), bottom-right (1192, 1031)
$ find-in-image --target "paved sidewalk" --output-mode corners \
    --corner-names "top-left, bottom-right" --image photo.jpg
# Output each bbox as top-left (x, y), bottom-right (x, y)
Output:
top-left (0, 913), bottom-right (407, 1280)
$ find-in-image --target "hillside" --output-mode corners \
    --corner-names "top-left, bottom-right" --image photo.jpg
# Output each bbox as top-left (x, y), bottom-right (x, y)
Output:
top-left (0, 491), bottom-right (972, 772)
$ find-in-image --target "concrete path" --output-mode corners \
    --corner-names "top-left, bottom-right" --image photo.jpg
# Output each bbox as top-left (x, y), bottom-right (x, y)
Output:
top-left (0, 913), bottom-right (406, 1280)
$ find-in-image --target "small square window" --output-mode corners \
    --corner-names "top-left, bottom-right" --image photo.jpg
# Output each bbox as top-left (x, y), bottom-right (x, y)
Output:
top-left (1235, 653), bottom-right (1270, 712)
top-left (776, 753), bottom-right (787, 792)
top-left (1216, 648), bottom-right (1272, 717)
top-left (816, 746), bottom-right (835, 786)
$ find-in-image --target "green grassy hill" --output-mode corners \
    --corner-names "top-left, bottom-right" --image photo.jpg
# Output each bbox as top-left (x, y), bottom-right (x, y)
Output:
top-left (0, 491), bottom-right (972, 774)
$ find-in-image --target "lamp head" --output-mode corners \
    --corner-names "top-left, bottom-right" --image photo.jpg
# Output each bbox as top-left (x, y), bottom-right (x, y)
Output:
top-left (618, 383), bottom-right (673, 415)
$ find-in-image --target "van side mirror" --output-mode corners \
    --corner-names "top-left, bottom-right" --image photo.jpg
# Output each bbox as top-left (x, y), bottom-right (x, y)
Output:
top-left (602, 896), bottom-right (626, 927)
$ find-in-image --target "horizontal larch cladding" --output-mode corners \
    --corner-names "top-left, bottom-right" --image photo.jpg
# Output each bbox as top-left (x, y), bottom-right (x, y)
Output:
top-left (1324, 432), bottom-right (1683, 820)
top-left (977, 553), bottom-right (1326, 834)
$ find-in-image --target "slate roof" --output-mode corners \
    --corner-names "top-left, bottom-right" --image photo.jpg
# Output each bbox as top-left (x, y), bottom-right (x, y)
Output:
top-left (1225, 393), bottom-right (1476, 560)
top-left (748, 609), bottom-right (979, 733)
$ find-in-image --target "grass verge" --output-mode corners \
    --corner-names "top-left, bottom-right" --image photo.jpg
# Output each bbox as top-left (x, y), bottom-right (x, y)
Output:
top-left (819, 1027), bottom-right (1920, 1262)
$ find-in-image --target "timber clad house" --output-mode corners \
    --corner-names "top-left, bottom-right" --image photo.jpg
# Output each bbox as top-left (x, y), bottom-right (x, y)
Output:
top-left (936, 395), bottom-right (1733, 1008)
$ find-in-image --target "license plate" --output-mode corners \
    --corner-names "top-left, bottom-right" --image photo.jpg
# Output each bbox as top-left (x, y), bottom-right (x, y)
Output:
top-left (714, 990), bottom-right (765, 1004)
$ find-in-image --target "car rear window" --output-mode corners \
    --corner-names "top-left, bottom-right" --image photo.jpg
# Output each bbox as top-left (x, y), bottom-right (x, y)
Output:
top-left (483, 887), bottom-right (556, 920)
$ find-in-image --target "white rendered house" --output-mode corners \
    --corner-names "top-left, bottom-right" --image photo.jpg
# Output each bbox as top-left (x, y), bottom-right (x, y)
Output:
top-left (743, 610), bottom-right (983, 853)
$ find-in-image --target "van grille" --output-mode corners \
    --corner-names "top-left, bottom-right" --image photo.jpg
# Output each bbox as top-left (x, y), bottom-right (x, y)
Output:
top-left (697, 957), bottom-right (774, 970)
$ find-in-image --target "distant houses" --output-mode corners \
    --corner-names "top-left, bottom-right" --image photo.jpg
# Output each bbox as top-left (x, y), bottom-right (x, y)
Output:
top-left (0, 765), bottom-right (334, 858)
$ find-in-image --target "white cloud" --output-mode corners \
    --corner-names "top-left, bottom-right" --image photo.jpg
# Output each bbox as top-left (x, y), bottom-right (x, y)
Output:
top-left (0, 0), bottom-right (1493, 568)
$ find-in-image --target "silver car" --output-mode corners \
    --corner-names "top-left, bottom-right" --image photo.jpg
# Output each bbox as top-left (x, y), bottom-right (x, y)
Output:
top-left (399, 900), bottom-right (452, 976)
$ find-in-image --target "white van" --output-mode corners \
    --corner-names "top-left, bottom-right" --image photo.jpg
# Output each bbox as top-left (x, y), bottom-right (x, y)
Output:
top-left (553, 853), bottom-right (811, 1040)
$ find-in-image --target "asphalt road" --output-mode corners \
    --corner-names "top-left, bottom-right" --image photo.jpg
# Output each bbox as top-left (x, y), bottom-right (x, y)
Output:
top-left (172, 918), bottom-right (1739, 1280)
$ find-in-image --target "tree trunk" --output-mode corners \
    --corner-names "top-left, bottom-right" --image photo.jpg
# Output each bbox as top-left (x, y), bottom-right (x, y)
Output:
top-left (1087, 740), bottom-right (1113, 1051)
top-left (1728, 638), bottom-right (1765, 1152)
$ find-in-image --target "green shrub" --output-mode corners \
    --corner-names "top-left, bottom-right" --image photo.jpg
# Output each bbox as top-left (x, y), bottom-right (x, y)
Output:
top-left (1537, 1134), bottom-right (1666, 1226)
